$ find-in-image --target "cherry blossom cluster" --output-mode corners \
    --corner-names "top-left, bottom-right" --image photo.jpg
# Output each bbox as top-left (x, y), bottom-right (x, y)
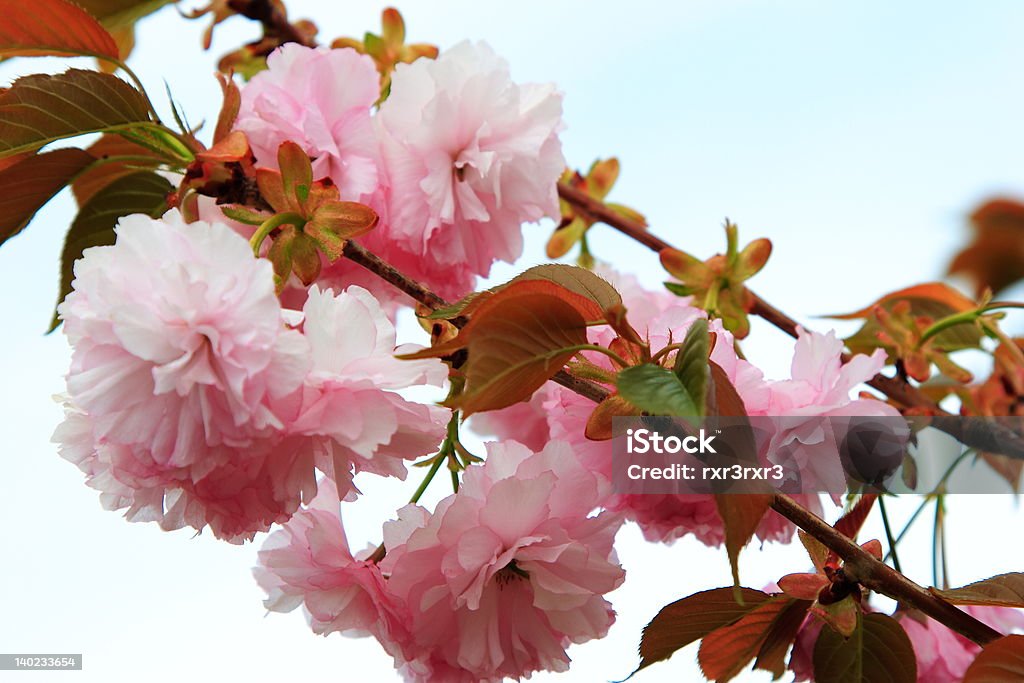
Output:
top-left (235, 40), bottom-right (565, 307)
top-left (44, 30), bottom-right (1023, 682)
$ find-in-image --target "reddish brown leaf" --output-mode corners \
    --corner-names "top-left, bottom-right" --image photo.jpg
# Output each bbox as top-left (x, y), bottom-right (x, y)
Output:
top-left (510, 263), bottom-right (620, 318)
top-left (831, 283), bottom-right (977, 320)
top-left (306, 201), bottom-right (379, 259)
top-left (429, 280), bottom-right (596, 416)
top-left (214, 72), bottom-right (241, 144)
top-left (715, 494), bottom-right (773, 589)
top-left (935, 573), bottom-right (1024, 608)
top-left (825, 494), bottom-right (878, 569)
top-left (698, 597), bottom-right (793, 682)
top-left (0, 148), bottom-right (95, 247)
top-left (811, 596), bottom-right (860, 638)
top-left (963, 634), bottom-right (1024, 682)
top-left (72, 134), bottom-right (161, 206)
top-left (0, 69), bottom-right (151, 158)
top-left (834, 494), bottom-right (878, 541)
top-left (0, 0), bottom-right (120, 59)
top-left (196, 130), bottom-right (250, 163)
top-left (778, 573), bottom-right (829, 601)
top-left (951, 198), bottom-right (1024, 296)
top-left (799, 530), bottom-right (830, 574)
top-left (584, 394), bottom-right (639, 440)
top-left (708, 360), bottom-right (747, 417)
top-left (637, 587), bottom-right (772, 672)
top-left (753, 599), bottom-right (813, 679)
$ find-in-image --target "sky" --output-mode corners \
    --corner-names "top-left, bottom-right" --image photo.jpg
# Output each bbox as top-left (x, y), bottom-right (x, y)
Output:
top-left (3, 1), bottom-right (1024, 681)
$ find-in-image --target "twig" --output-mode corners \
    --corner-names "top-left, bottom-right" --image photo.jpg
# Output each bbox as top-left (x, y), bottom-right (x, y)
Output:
top-left (771, 493), bottom-right (1000, 646)
top-left (341, 241), bottom-right (611, 402)
top-left (557, 181), bottom-right (1024, 459)
top-left (341, 236), bottom-right (1003, 646)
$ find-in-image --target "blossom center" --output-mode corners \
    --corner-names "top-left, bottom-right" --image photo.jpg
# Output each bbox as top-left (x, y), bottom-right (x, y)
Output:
top-left (495, 559), bottom-right (530, 587)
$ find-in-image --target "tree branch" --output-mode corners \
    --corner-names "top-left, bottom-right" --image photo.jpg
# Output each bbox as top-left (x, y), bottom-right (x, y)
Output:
top-left (340, 238), bottom-right (1003, 647)
top-left (771, 493), bottom-right (1001, 646)
top-left (341, 241), bottom-right (612, 402)
top-left (557, 181), bottom-right (1024, 459)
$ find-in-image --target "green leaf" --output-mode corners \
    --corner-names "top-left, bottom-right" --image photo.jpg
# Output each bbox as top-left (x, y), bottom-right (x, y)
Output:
top-left (0, 148), bottom-right (95, 248)
top-left (0, 0), bottom-right (120, 60)
top-left (813, 613), bottom-right (917, 683)
top-left (636, 587), bottom-right (772, 673)
top-left (665, 281), bottom-right (696, 297)
top-left (936, 573), bottom-right (1024, 608)
top-left (963, 634), bottom-right (1024, 683)
top-left (0, 69), bottom-right (152, 158)
top-left (673, 318), bottom-right (709, 417)
top-left (219, 204), bottom-right (270, 226)
top-left (617, 363), bottom-right (698, 417)
top-left (51, 171), bottom-right (171, 330)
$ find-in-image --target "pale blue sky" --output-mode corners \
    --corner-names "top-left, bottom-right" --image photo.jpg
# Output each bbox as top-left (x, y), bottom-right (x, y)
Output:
top-left (3, 2), bottom-right (1024, 681)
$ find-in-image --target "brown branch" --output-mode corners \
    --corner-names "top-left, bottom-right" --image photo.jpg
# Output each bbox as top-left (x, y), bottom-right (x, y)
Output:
top-left (227, 0), bottom-right (315, 47)
top-left (341, 241), bottom-right (611, 402)
top-left (771, 494), bottom-right (1001, 646)
top-left (341, 238), bottom-right (1002, 647)
top-left (557, 181), bottom-right (1024, 458)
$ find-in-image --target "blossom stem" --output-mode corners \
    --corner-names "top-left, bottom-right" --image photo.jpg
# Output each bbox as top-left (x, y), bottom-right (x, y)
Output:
top-left (409, 455), bottom-right (445, 505)
top-left (770, 493), bottom-right (1000, 646)
top-left (250, 212), bottom-right (304, 255)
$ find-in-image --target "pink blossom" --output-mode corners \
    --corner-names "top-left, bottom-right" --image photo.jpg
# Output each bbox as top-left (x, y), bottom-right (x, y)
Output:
top-left (760, 329), bottom-right (906, 496)
top-left (380, 440), bottom-right (625, 681)
top-left (470, 283), bottom-right (905, 547)
top-left (375, 40), bottom-right (565, 299)
top-left (254, 479), bottom-right (410, 650)
top-left (53, 209), bottom-right (311, 541)
top-left (897, 606), bottom-right (1024, 682)
top-left (764, 328), bottom-right (894, 417)
top-left (236, 44), bottom-right (382, 201)
top-left (53, 213), bottom-right (448, 541)
top-left (280, 285), bottom-right (450, 499)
